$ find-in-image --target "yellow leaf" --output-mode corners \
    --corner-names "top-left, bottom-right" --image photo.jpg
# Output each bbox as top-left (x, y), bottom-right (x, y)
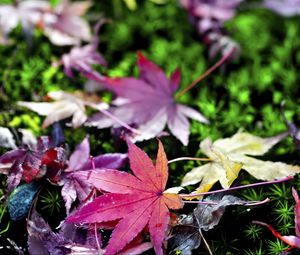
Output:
top-left (181, 131), bottom-right (300, 193)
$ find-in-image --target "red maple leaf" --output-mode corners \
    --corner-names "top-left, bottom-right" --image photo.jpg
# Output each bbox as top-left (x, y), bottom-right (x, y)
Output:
top-left (67, 139), bottom-right (183, 255)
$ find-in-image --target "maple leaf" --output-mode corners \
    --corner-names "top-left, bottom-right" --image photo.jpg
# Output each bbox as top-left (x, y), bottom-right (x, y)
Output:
top-left (87, 52), bottom-right (209, 145)
top-left (18, 90), bottom-right (107, 129)
top-left (28, 208), bottom-right (103, 255)
top-left (179, 0), bottom-right (243, 33)
top-left (67, 139), bottom-right (183, 255)
top-left (170, 194), bottom-right (257, 255)
top-left (0, 127), bottom-right (17, 149)
top-left (0, 136), bottom-right (65, 192)
top-left (253, 187), bottom-right (300, 250)
top-left (40, 0), bottom-right (92, 45)
top-left (28, 207), bottom-right (152, 255)
top-left (56, 20), bottom-right (107, 81)
top-left (59, 41), bottom-right (107, 80)
top-left (61, 136), bottom-right (127, 214)
top-left (179, 0), bottom-right (241, 60)
top-left (0, 0), bottom-right (49, 43)
top-left (181, 131), bottom-right (300, 193)
top-left (18, 128), bottom-right (38, 148)
top-left (263, 0), bottom-right (300, 16)
top-left (0, 127), bottom-right (37, 150)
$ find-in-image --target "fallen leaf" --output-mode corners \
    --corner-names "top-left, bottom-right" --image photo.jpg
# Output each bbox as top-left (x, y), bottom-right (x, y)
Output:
top-left (169, 214), bottom-right (201, 255)
top-left (0, 0), bottom-right (49, 42)
top-left (179, 0), bottom-right (241, 60)
top-left (18, 90), bottom-right (106, 129)
top-left (170, 194), bottom-right (250, 254)
top-left (61, 136), bottom-right (127, 214)
top-left (18, 128), bottom-right (37, 148)
top-left (87, 52), bottom-right (209, 145)
top-left (27, 208), bottom-right (103, 255)
top-left (264, 0), bottom-right (300, 16)
top-left (179, 0), bottom-right (243, 33)
top-left (170, 194), bottom-right (249, 255)
top-left (67, 139), bottom-right (183, 255)
top-left (60, 42), bottom-right (107, 80)
top-left (28, 208), bottom-right (152, 255)
top-left (57, 20), bottom-right (107, 81)
top-left (0, 127), bottom-right (17, 149)
top-left (181, 131), bottom-right (300, 193)
top-left (41, 0), bottom-right (92, 45)
top-left (194, 194), bottom-right (247, 231)
top-left (0, 136), bottom-right (65, 192)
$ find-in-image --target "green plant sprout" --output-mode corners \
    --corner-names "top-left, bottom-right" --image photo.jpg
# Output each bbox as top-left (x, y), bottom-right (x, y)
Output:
top-left (40, 189), bottom-right (63, 215)
top-left (272, 201), bottom-right (294, 225)
top-left (244, 247), bottom-right (264, 255)
top-left (244, 223), bottom-right (263, 241)
top-left (267, 239), bottom-right (289, 255)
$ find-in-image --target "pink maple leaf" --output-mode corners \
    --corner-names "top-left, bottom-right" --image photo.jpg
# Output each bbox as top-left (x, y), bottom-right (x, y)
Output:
top-left (67, 139), bottom-right (183, 255)
top-left (87, 52), bottom-right (209, 145)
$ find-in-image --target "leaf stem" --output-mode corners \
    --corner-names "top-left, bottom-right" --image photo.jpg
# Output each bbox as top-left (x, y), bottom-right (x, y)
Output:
top-left (89, 103), bottom-right (141, 135)
top-left (183, 201), bottom-right (218, 205)
top-left (252, 221), bottom-right (287, 242)
top-left (175, 47), bottom-right (235, 99)
top-left (94, 223), bottom-right (102, 253)
top-left (200, 229), bottom-right (213, 255)
top-left (168, 157), bottom-right (211, 164)
top-left (179, 176), bottom-right (293, 198)
top-left (244, 198), bottom-right (270, 206)
top-left (183, 198), bottom-right (270, 206)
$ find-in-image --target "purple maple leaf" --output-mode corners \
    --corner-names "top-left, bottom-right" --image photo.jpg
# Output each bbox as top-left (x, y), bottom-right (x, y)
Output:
top-left (59, 42), bottom-right (107, 80)
top-left (61, 136), bottom-right (127, 214)
top-left (180, 0), bottom-right (243, 33)
top-left (41, 0), bottom-right (92, 45)
top-left (56, 21), bottom-right (107, 80)
top-left (28, 208), bottom-right (103, 255)
top-left (86, 52), bottom-right (209, 145)
top-left (179, 0), bottom-right (241, 60)
top-left (263, 0), bottom-right (300, 16)
top-left (28, 208), bottom-right (152, 254)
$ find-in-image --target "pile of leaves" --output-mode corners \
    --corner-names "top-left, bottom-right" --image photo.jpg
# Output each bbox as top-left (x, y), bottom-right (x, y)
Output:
top-left (1, 0), bottom-right (300, 254)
